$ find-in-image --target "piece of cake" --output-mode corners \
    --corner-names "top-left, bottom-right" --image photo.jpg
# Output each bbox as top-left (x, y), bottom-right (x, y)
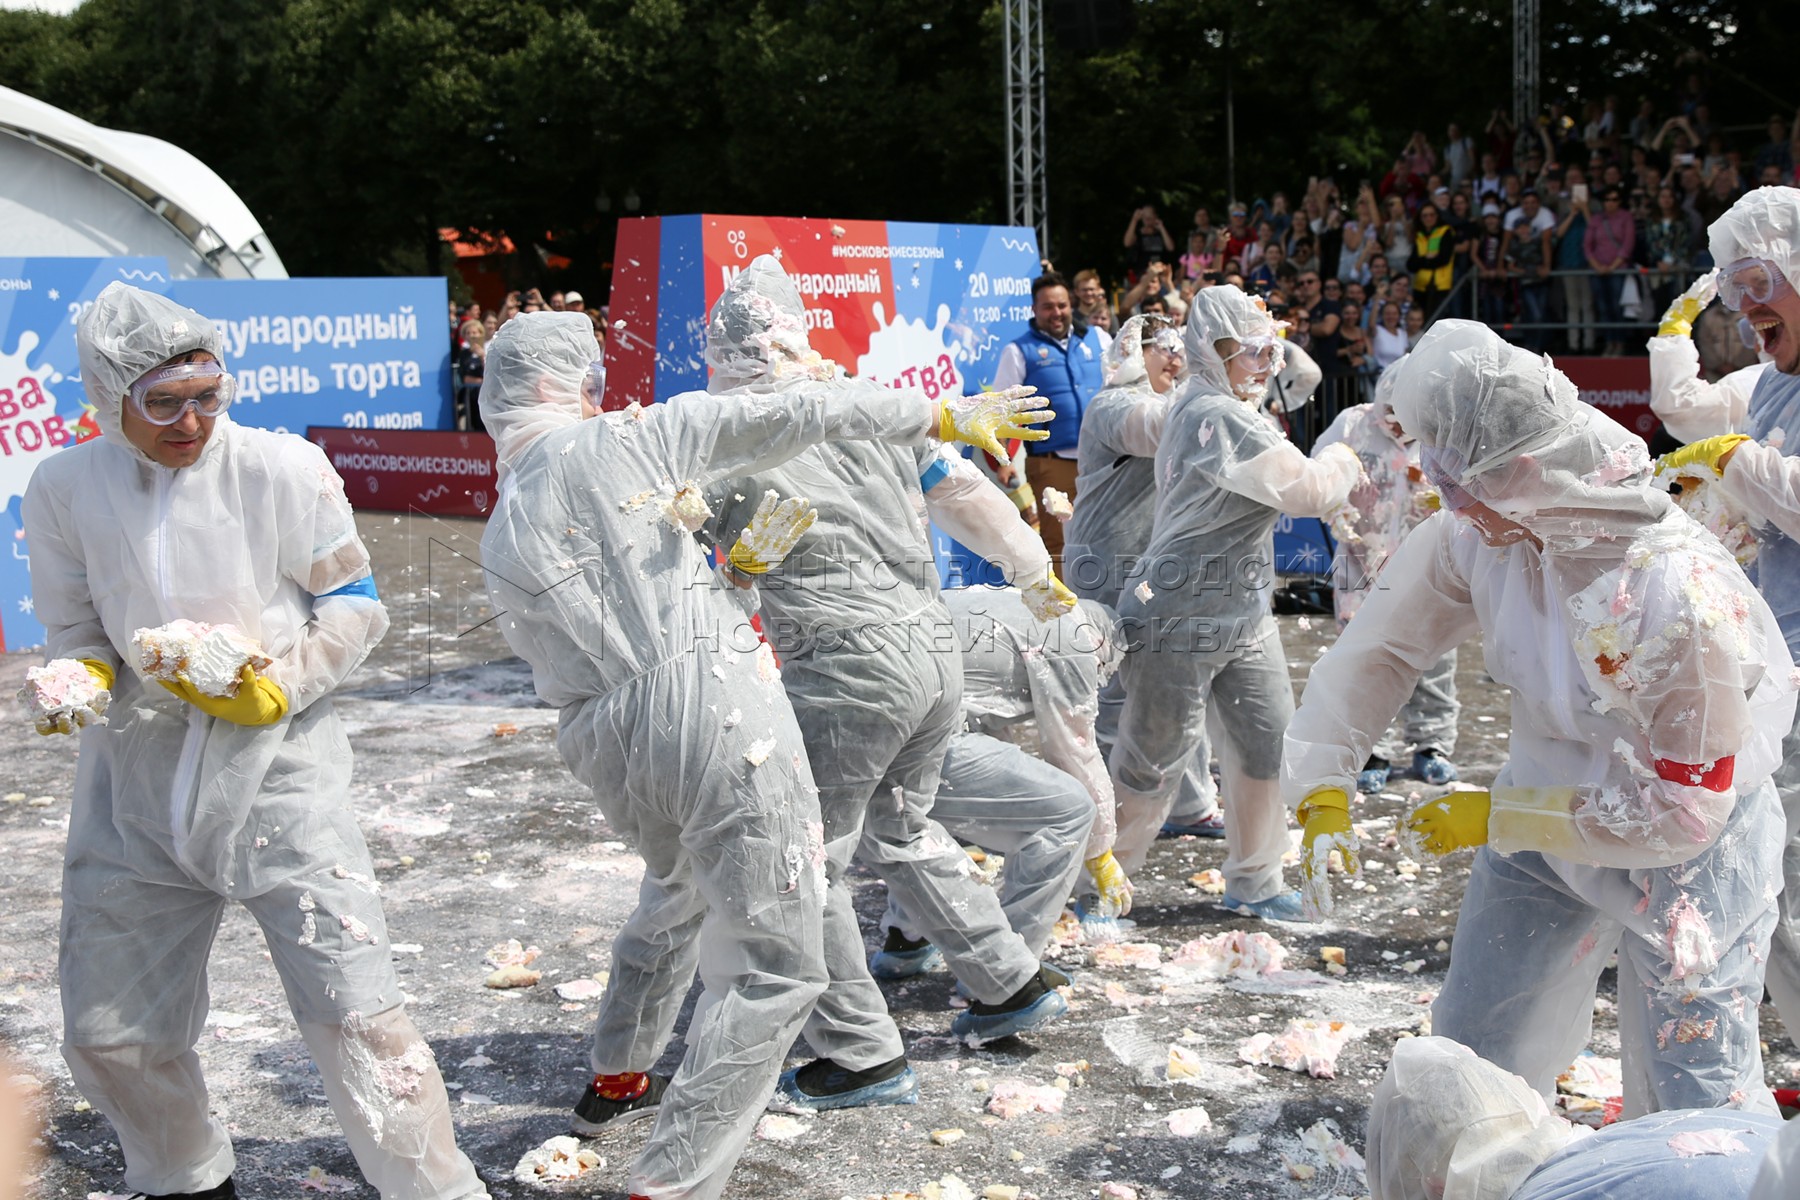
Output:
top-left (662, 483), bottom-right (713, 533)
top-left (19, 658), bottom-right (111, 733)
top-left (133, 620), bottom-right (273, 698)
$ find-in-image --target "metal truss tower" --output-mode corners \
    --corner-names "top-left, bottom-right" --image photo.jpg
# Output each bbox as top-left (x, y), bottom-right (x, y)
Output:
top-left (1514, 0), bottom-right (1539, 128)
top-left (1004, 0), bottom-right (1048, 255)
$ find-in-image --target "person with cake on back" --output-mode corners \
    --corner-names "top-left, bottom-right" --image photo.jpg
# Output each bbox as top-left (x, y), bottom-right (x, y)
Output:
top-left (19, 284), bottom-right (487, 1200)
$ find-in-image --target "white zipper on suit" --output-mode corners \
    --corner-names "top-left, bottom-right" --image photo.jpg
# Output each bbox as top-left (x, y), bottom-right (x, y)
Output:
top-left (153, 465), bottom-right (207, 851)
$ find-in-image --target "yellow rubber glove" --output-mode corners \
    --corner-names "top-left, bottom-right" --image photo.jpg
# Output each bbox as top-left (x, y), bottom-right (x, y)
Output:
top-left (1005, 481), bottom-right (1037, 512)
top-left (1418, 489), bottom-right (1443, 512)
top-left (1657, 270), bottom-right (1717, 338)
top-left (1019, 569), bottom-right (1077, 622)
top-left (1406, 789), bottom-right (1492, 855)
top-left (1655, 434), bottom-right (1750, 480)
top-left (938, 386), bottom-right (1054, 457)
top-left (1298, 787), bottom-right (1358, 920)
top-left (161, 665), bottom-right (289, 727)
top-left (1084, 850), bottom-right (1133, 918)
top-left (727, 490), bottom-right (818, 577)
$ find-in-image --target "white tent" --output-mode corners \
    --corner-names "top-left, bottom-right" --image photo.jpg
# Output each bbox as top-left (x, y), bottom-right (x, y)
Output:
top-left (0, 84), bottom-right (287, 279)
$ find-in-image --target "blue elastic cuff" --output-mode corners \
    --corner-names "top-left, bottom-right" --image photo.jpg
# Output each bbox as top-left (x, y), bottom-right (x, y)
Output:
top-left (919, 456), bottom-right (953, 493)
top-left (319, 575), bottom-right (380, 602)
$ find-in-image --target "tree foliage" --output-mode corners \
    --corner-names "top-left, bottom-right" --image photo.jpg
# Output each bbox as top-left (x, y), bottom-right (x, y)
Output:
top-left (1, 0), bottom-right (1792, 286)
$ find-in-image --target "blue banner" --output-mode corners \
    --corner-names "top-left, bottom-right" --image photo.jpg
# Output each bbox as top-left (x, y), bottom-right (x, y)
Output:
top-left (1274, 514), bottom-right (1336, 577)
top-left (0, 257), bottom-right (173, 649)
top-left (170, 277), bottom-right (454, 434)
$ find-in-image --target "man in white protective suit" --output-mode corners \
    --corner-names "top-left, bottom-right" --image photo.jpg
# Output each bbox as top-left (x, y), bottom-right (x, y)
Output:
top-left (1109, 286), bottom-right (1362, 920)
top-left (1649, 186), bottom-right (1800, 1047)
top-left (476, 302), bottom-right (1054, 1199)
top-left (699, 258), bottom-right (1093, 1112)
top-left (1287, 319), bottom-right (1796, 1116)
top-left (23, 284), bottom-right (487, 1200)
top-left (869, 586), bottom-right (1117, 975)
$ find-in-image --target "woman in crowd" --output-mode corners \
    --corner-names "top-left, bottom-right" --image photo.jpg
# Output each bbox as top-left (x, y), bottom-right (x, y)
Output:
top-left (1409, 201), bottom-right (1457, 317)
top-left (1584, 185), bottom-right (1638, 357)
top-left (1336, 300), bottom-right (1374, 382)
top-left (455, 318), bottom-right (486, 432)
top-left (1371, 301), bottom-right (1409, 371)
top-left (1644, 184), bottom-right (1695, 310)
top-left (1335, 219), bottom-right (1373, 286)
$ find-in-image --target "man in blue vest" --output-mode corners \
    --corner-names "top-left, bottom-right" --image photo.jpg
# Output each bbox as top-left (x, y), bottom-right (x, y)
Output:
top-left (993, 272), bottom-right (1112, 570)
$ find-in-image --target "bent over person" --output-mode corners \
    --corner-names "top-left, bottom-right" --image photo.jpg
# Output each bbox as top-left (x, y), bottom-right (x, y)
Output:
top-left (24, 284), bottom-right (486, 1200)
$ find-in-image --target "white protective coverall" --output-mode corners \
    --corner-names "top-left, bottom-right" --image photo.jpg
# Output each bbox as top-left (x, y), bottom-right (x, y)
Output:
top-left (1367, 1036), bottom-right (1782, 1200)
top-left (1066, 315), bottom-right (1219, 828)
top-left (1109, 287), bottom-right (1361, 898)
top-left (1701, 186), bottom-right (1800, 1036)
top-left (1313, 365), bottom-right (1460, 764)
top-left (478, 308), bottom-right (950, 1200)
top-left (701, 259), bottom-right (1062, 1070)
top-left (1753, 1098), bottom-right (1800, 1199)
top-left (1647, 325), bottom-right (1769, 446)
top-left (880, 587), bottom-right (1115, 954)
top-left (1285, 320), bottom-right (1795, 1115)
top-left (1266, 338), bottom-right (1323, 416)
top-left (27, 285), bottom-right (484, 1199)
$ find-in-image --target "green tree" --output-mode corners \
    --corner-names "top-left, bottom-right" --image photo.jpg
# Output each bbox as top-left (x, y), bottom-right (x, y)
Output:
top-left (1, 0), bottom-right (1794, 287)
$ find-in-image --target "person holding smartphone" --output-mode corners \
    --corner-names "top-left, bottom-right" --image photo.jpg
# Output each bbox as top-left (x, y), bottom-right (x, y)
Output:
top-left (1123, 204), bottom-right (1173, 277)
top-left (1555, 168), bottom-right (1596, 351)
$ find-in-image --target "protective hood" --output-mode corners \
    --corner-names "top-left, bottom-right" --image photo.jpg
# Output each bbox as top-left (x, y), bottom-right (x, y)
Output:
top-left (77, 283), bottom-right (225, 454)
top-left (478, 311), bottom-right (589, 478)
top-left (1708, 186), bottom-right (1800, 288)
top-left (1102, 313), bottom-right (1180, 390)
top-left (704, 254), bottom-right (840, 393)
top-left (1389, 320), bottom-right (1669, 554)
top-left (1370, 357), bottom-right (1410, 443)
top-left (1366, 1037), bottom-right (1583, 1200)
top-left (1181, 285), bottom-right (1280, 397)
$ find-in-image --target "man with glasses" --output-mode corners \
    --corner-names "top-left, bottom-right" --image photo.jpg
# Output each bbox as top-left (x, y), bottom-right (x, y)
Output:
top-left (1653, 186), bottom-right (1800, 1064)
top-left (21, 285), bottom-right (488, 1200)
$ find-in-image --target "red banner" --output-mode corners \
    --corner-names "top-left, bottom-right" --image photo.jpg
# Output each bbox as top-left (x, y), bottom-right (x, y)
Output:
top-left (1558, 356), bottom-right (1659, 440)
top-left (308, 427), bottom-right (497, 517)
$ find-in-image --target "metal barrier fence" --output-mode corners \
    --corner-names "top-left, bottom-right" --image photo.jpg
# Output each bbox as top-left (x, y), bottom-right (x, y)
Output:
top-left (1439, 263), bottom-right (1707, 345)
top-left (1275, 264), bottom-right (1711, 451)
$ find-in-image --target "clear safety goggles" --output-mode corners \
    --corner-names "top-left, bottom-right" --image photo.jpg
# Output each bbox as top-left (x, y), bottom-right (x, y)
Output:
top-left (126, 361), bottom-right (236, 426)
top-left (1144, 324), bottom-right (1186, 365)
top-left (580, 358), bottom-right (607, 410)
top-left (1717, 257), bottom-right (1795, 312)
top-left (1223, 335), bottom-right (1281, 372)
top-left (1419, 445), bottom-right (1476, 511)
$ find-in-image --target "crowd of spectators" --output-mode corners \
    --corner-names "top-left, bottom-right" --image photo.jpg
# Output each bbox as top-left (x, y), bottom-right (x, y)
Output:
top-left (1075, 81), bottom-right (1800, 430)
top-left (447, 287), bottom-right (606, 429)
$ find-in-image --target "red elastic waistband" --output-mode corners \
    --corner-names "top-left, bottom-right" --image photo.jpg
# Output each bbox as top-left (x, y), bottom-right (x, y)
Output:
top-left (1653, 755), bottom-right (1734, 792)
